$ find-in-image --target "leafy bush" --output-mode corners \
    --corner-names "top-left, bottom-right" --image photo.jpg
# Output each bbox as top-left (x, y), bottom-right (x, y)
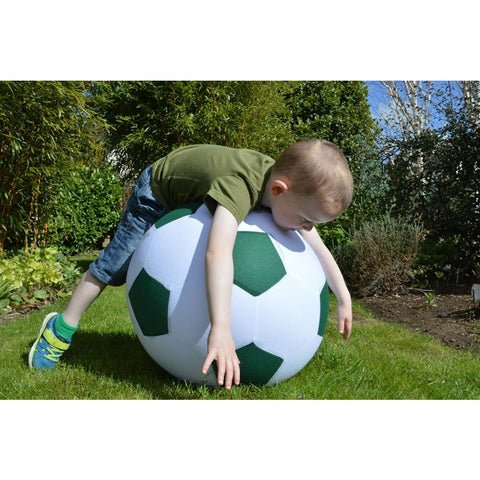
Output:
top-left (414, 237), bottom-right (463, 286)
top-left (47, 165), bottom-right (122, 254)
top-left (384, 101), bottom-right (480, 280)
top-left (335, 214), bottom-right (425, 297)
top-left (0, 81), bottom-right (108, 254)
top-left (0, 247), bottom-right (81, 314)
top-left (317, 139), bottom-right (389, 252)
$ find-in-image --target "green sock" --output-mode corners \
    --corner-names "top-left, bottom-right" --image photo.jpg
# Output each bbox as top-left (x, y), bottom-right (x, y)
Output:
top-left (53, 313), bottom-right (78, 341)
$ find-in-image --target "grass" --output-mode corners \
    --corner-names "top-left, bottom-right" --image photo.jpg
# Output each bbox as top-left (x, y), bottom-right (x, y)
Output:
top-left (1, 285), bottom-right (480, 400)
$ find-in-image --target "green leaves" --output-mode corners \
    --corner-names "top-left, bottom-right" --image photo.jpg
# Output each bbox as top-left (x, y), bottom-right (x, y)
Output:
top-left (1, 80), bottom-right (382, 261)
top-left (386, 95), bottom-right (480, 278)
top-left (0, 81), bottom-right (107, 253)
top-left (90, 81), bottom-right (296, 182)
top-left (0, 280), bottom-right (13, 300)
top-left (47, 165), bottom-right (122, 254)
top-left (33, 289), bottom-right (49, 300)
top-left (285, 81), bottom-right (378, 158)
top-left (0, 247), bottom-right (81, 314)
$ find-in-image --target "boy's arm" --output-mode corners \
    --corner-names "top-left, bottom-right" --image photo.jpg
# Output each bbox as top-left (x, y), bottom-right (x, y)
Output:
top-left (201, 204), bottom-right (241, 389)
top-left (299, 228), bottom-right (352, 339)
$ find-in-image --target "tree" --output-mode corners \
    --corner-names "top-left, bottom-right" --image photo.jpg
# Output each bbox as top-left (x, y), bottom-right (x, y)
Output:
top-left (428, 97), bottom-right (479, 274)
top-left (0, 81), bottom-right (107, 254)
top-left (90, 81), bottom-right (295, 184)
top-left (379, 81), bottom-right (438, 137)
top-left (285, 81), bottom-right (378, 157)
top-left (383, 81), bottom-right (480, 278)
top-left (90, 80), bottom-right (381, 248)
top-left (451, 81), bottom-right (480, 127)
top-left (285, 81), bottom-right (383, 245)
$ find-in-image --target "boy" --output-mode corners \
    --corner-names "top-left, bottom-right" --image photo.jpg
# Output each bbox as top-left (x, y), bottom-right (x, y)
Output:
top-left (29, 140), bottom-right (354, 390)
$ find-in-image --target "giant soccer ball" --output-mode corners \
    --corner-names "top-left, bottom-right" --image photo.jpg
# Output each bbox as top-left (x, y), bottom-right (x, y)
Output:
top-left (126, 203), bottom-right (329, 386)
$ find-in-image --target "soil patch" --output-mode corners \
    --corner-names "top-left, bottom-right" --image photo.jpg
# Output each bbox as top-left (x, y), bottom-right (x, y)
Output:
top-left (0, 305), bottom-right (43, 325)
top-left (358, 288), bottom-right (480, 354)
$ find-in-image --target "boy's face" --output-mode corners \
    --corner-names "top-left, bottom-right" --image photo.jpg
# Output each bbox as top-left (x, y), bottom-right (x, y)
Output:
top-left (269, 180), bottom-right (333, 232)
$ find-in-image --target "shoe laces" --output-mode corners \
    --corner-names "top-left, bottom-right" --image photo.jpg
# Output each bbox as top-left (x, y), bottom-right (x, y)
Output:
top-left (37, 337), bottom-right (65, 363)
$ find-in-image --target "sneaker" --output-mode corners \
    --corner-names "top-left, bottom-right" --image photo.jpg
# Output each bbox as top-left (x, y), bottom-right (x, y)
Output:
top-left (28, 312), bottom-right (71, 370)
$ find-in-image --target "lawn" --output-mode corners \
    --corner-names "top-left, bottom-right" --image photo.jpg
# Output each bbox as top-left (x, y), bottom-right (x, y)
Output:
top-left (1, 286), bottom-right (480, 400)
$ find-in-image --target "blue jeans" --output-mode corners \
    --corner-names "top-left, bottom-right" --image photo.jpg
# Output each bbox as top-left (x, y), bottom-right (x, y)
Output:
top-left (89, 166), bottom-right (168, 286)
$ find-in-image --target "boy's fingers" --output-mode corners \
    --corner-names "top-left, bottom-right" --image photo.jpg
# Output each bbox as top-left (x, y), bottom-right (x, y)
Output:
top-left (203, 353), bottom-right (241, 389)
top-left (233, 360), bottom-right (241, 385)
top-left (224, 361), bottom-right (233, 390)
top-left (338, 318), bottom-right (352, 340)
top-left (224, 357), bottom-right (241, 390)
top-left (345, 321), bottom-right (352, 339)
top-left (201, 353), bottom-right (214, 375)
top-left (216, 357), bottom-right (225, 386)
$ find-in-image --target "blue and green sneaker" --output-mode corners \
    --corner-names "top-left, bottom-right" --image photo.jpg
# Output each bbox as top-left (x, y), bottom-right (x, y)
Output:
top-left (28, 312), bottom-right (71, 370)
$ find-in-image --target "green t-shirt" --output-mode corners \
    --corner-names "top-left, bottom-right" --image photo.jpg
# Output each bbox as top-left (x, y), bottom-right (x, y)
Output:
top-left (151, 145), bottom-right (275, 224)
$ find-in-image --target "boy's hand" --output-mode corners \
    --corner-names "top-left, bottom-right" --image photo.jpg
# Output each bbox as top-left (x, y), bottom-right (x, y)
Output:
top-left (299, 228), bottom-right (353, 340)
top-left (203, 205), bottom-right (240, 389)
top-left (337, 299), bottom-right (352, 340)
top-left (202, 325), bottom-right (240, 389)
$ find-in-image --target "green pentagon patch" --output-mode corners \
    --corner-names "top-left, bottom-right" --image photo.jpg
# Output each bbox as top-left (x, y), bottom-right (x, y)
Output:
top-left (318, 282), bottom-right (329, 336)
top-left (154, 202), bottom-right (202, 229)
top-left (213, 342), bottom-right (284, 385)
top-left (128, 267), bottom-right (170, 336)
top-left (236, 342), bottom-right (283, 385)
top-left (232, 232), bottom-right (286, 296)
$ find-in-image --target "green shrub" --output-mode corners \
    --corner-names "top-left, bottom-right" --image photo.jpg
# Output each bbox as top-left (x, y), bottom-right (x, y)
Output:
top-left (47, 165), bottom-right (122, 254)
top-left (0, 247), bottom-right (81, 314)
top-left (335, 214), bottom-right (425, 297)
top-left (414, 236), bottom-right (464, 286)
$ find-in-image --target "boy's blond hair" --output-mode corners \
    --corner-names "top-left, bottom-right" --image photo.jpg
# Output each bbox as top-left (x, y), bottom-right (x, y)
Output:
top-left (273, 139), bottom-right (354, 218)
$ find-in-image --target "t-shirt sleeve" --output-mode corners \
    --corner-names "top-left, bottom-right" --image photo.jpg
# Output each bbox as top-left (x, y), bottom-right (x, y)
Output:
top-left (204, 175), bottom-right (253, 224)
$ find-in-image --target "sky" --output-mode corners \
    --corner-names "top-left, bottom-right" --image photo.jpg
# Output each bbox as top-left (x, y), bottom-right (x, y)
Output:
top-left (367, 82), bottom-right (390, 123)
top-left (366, 81), bottom-right (469, 134)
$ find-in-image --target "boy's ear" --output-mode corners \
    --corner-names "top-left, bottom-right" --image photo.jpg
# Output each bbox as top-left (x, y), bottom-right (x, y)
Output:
top-left (270, 179), bottom-right (289, 197)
